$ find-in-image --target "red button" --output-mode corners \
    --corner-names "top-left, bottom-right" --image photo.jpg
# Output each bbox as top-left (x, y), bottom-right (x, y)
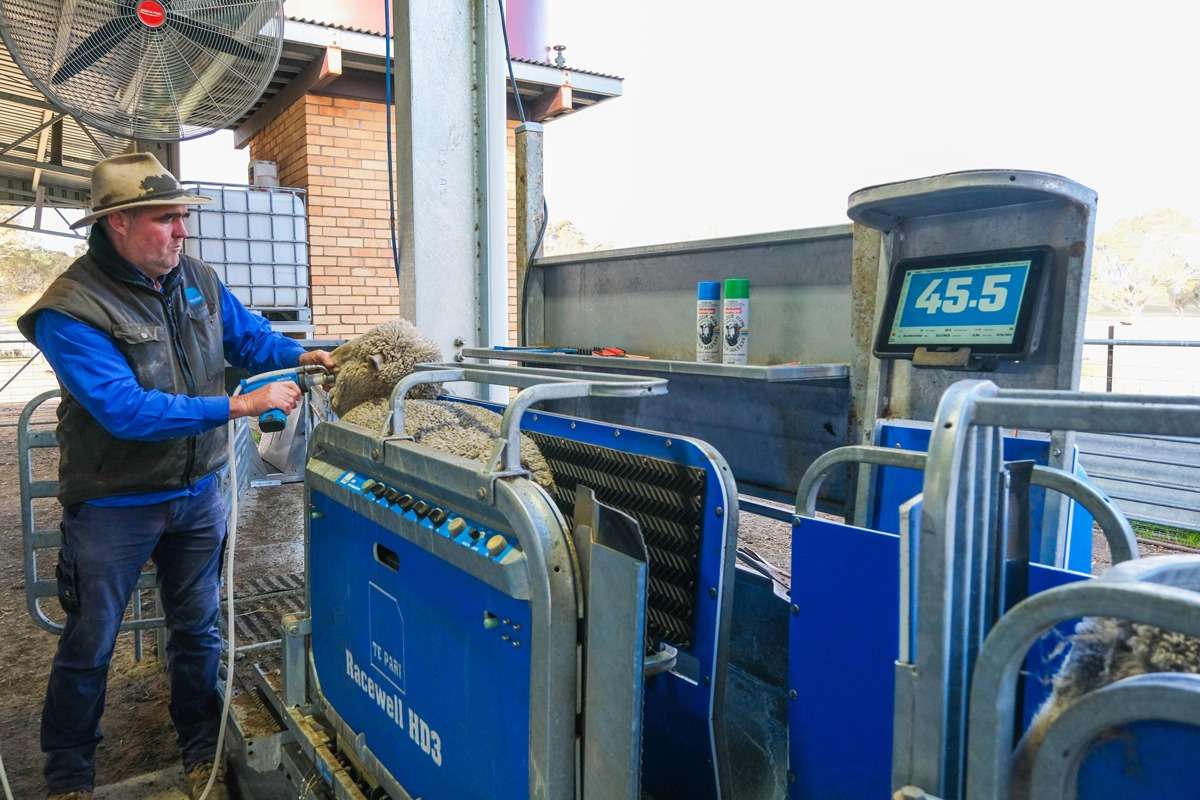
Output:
top-left (136, 0), bottom-right (166, 28)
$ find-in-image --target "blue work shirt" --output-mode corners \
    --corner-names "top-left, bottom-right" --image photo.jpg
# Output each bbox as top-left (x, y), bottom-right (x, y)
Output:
top-left (35, 282), bottom-right (305, 507)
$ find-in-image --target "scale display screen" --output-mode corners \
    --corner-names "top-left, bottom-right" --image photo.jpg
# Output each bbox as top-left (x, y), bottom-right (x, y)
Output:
top-left (874, 247), bottom-right (1053, 359)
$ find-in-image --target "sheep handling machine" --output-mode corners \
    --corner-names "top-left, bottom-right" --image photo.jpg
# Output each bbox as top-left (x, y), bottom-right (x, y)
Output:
top-left (200, 169), bottom-right (1200, 800)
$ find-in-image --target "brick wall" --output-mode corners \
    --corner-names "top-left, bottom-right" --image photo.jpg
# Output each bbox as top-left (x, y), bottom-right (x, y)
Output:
top-left (250, 94), bottom-right (399, 339)
top-left (251, 94), bottom-right (520, 343)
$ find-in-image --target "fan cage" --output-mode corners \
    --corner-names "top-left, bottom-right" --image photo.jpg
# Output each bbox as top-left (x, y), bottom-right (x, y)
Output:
top-left (0, 0), bottom-right (284, 142)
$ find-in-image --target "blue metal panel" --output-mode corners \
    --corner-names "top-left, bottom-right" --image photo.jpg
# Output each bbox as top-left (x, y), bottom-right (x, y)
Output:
top-left (787, 518), bottom-right (1091, 800)
top-left (871, 421), bottom-right (1094, 572)
top-left (309, 491), bottom-right (532, 800)
top-left (788, 517), bottom-right (899, 800)
top-left (455, 397), bottom-right (733, 800)
top-left (1077, 721), bottom-right (1200, 797)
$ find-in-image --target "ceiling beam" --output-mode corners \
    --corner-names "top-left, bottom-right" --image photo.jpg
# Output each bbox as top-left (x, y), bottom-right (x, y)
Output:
top-left (0, 220), bottom-right (86, 241)
top-left (0, 113), bottom-right (65, 159)
top-left (0, 88), bottom-right (55, 113)
top-left (31, 109), bottom-right (55, 190)
top-left (233, 46), bottom-right (342, 149)
top-left (0, 152), bottom-right (90, 179)
top-left (528, 84), bottom-right (573, 123)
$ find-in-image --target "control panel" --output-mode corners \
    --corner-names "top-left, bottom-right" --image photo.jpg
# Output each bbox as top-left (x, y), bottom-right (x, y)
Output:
top-left (334, 470), bottom-right (520, 564)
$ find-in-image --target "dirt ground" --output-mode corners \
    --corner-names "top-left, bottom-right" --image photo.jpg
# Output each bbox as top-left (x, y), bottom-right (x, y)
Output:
top-left (0, 401), bottom-right (303, 799)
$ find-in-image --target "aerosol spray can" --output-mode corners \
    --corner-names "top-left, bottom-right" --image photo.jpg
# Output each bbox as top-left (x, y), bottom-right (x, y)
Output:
top-left (722, 278), bottom-right (750, 365)
top-left (696, 281), bottom-right (721, 363)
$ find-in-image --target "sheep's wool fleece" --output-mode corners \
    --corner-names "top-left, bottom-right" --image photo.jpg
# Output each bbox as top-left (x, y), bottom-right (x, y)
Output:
top-left (330, 320), bottom-right (443, 415)
top-left (342, 398), bottom-right (556, 491)
top-left (1010, 617), bottom-right (1200, 794)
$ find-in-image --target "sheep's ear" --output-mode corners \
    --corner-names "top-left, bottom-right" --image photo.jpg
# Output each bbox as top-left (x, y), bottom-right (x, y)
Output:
top-left (331, 342), bottom-right (354, 364)
top-left (368, 353), bottom-right (385, 372)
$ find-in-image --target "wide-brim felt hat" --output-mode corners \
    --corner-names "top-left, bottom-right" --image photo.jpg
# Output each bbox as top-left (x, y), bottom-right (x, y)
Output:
top-left (71, 152), bottom-right (210, 229)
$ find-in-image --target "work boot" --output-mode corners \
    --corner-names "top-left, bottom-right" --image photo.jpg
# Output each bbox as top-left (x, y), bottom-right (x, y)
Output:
top-left (185, 760), bottom-right (229, 800)
top-left (47, 792), bottom-right (93, 800)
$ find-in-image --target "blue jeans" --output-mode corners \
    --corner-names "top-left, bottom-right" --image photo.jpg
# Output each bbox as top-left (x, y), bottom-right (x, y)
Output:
top-left (41, 481), bottom-right (226, 794)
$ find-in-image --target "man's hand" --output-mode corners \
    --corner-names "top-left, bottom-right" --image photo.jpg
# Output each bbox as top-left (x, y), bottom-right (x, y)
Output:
top-left (229, 381), bottom-right (302, 420)
top-left (299, 349), bottom-right (337, 372)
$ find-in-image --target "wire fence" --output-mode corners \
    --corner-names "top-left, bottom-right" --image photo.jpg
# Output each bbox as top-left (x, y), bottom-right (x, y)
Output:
top-left (1080, 330), bottom-right (1200, 396)
top-left (0, 335), bottom-right (59, 421)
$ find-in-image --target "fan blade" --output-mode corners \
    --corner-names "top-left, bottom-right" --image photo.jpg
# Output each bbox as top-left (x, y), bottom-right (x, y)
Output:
top-left (167, 14), bottom-right (266, 62)
top-left (51, 16), bottom-right (139, 84)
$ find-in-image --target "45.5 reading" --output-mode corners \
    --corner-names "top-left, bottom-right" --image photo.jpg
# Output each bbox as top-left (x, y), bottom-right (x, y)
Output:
top-left (914, 274), bottom-right (1011, 315)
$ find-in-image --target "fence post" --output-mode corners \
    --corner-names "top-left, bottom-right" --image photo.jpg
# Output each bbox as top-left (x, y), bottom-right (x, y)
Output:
top-left (1106, 324), bottom-right (1115, 393)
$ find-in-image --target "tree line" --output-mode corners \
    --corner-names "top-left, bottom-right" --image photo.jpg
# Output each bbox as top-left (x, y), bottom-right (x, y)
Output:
top-left (1089, 209), bottom-right (1200, 318)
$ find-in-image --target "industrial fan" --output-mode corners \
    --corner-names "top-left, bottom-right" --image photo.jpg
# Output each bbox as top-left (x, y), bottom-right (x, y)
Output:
top-left (0, 0), bottom-right (284, 141)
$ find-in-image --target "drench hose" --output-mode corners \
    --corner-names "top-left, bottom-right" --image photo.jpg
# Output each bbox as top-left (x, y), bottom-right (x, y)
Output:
top-left (195, 364), bottom-right (329, 800)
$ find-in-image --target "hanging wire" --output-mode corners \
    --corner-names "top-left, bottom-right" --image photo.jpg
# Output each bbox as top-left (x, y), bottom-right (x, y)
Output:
top-left (384, 0), bottom-right (402, 284)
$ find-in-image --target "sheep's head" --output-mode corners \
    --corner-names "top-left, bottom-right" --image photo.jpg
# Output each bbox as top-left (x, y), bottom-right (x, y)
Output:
top-left (329, 319), bottom-right (443, 415)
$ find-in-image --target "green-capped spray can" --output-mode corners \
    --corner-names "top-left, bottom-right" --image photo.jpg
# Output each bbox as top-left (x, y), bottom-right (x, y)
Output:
top-left (722, 278), bottom-right (750, 365)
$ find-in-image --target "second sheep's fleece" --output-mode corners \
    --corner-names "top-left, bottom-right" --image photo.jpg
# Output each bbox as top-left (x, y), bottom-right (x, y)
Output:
top-left (330, 319), bottom-right (556, 491)
top-left (1010, 572), bottom-right (1200, 794)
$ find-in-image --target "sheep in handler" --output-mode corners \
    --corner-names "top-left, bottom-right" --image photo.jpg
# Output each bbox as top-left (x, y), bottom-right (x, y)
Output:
top-left (1011, 559), bottom-right (1200, 796)
top-left (327, 319), bottom-right (556, 490)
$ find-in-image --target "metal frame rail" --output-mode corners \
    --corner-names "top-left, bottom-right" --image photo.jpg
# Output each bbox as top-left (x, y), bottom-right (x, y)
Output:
top-left (793, 445), bottom-right (1137, 563)
top-left (893, 383), bottom-right (1200, 800)
top-left (19, 391), bottom-right (278, 660)
top-left (968, 555), bottom-right (1200, 800)
top-left (385, 362), bottom-right (668, 475)
top-left (19, 390), bottom-right (163, 658)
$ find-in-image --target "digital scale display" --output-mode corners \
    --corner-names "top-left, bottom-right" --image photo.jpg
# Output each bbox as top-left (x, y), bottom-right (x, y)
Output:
top-left (888, 260), bottom-right (1030, 346)
top-left (874, 246), bottom-right (1053, 360)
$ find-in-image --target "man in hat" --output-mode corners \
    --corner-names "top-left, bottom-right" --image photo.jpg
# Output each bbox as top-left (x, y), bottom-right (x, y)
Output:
top-left (17, 152), bottom-right (336, 800)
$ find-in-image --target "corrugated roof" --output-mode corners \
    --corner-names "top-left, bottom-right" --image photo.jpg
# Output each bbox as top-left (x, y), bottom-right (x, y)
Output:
top-left (284, 17), bottom-right (623, 82)
top-left (511, 56), bottom-right (623, 82)
top-left (286, 16), bottom-right (385, 37)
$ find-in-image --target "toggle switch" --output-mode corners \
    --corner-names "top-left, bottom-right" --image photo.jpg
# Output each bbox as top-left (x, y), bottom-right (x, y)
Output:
top-left (428, 508), bottom-right (448, 526)
top-left (413, 501), bottom-right (430, 519)
top-left (397, 494), bottom-right (415, 511)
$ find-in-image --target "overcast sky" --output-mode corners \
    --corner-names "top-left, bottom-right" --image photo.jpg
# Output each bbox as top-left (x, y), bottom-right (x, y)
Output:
top-left (33, 1), bottom-right (1200, 252)
top-left (540, 0), bottom-right (1200, 248)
